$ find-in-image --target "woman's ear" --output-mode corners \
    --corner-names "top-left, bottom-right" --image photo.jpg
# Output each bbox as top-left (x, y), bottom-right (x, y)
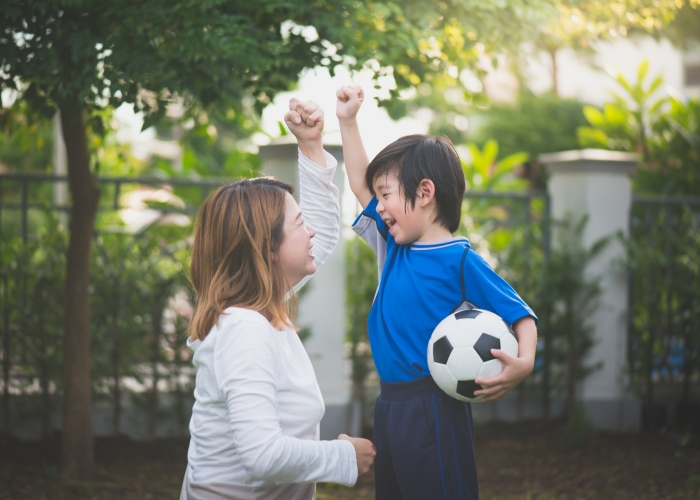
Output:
top-left (417, 179), bottom-right (436, 207)
top-left (271, 252), bottom-right (279, 262)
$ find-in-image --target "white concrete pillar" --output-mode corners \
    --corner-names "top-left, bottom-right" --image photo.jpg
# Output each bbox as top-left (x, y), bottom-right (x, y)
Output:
top-left (539, 149), bottom-right (640, 431)
top-left (258, 138), bottom-right (350, 439)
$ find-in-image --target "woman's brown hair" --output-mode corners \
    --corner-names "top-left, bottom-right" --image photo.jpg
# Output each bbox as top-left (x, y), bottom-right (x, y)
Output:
top-left (188, 177), bottom-right (297, 340)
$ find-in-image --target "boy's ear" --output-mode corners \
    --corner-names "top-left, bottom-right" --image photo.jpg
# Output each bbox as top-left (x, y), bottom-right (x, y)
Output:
top-left (417, 179), bottom-right (436, 207)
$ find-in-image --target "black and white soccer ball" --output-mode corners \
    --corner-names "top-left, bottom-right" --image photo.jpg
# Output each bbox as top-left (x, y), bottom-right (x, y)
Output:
top-left (427, 307), bottom-right (518, 403)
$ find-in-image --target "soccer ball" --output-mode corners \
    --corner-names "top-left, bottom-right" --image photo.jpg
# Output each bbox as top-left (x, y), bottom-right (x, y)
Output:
top-left (427, 307), bottom-right (518, 403)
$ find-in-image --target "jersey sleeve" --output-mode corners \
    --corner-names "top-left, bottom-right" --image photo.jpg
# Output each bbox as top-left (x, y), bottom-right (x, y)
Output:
top-left (352, 197), bottom-right (389, 277)
top-left (462, 250), bottom-right (538, 327)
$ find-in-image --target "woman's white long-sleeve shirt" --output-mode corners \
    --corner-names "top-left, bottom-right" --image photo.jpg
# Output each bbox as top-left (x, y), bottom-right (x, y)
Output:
top-left (183, 150), bottom-right (356, 500)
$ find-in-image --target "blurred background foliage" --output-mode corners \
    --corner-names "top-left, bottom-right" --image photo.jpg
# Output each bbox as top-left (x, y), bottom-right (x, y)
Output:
top-left (0, 0), bottom-right (698, 442)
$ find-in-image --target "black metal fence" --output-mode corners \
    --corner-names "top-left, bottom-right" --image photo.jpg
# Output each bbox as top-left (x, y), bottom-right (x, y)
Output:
top-left (2, 171), bottom-right (699, 438)
top-left (628, 194), bottom-right (700, 429)
top-left (0, 173), bottom-right (228, 439)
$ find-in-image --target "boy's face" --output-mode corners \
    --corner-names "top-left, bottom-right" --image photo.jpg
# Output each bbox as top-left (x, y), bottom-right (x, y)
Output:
top-left (373, 171), bottom-right (424, 245)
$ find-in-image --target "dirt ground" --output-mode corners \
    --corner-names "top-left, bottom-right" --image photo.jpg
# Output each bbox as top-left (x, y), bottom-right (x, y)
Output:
top-left (1, 421), bottom-right (699, 500)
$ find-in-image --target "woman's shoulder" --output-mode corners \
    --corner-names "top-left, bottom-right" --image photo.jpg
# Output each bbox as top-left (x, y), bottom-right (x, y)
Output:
top-left (219, 307), bottom-right (272, 326)
top-left (209, 307), bottom-right (285, 346)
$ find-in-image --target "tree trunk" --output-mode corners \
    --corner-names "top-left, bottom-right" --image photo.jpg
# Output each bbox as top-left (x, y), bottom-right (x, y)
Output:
top-left (60, 94), bottom-right (100, 480)
top-left (2, 273), bottom-right (10, 432)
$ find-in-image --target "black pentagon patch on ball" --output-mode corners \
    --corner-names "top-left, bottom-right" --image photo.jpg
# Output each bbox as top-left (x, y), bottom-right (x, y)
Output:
top-left (432, 336), bottom-right (453, 364)
top-left (455, 309), bottom-right (482, 320)
top-left (456, 380), bottom-right (483, 399)
top-left (473, 333), bottom-right (501, 362)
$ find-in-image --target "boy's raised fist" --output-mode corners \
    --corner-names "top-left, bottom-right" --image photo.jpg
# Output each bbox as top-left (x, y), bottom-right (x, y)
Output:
top-left (336, 85), bottom-right (364, 122)
top-left (285, 97), bottom-right (324, 143)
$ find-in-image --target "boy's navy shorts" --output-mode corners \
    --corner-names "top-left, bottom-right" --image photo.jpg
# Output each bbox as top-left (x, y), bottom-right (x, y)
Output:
top-left (373, 376), bottom-right (479, 500)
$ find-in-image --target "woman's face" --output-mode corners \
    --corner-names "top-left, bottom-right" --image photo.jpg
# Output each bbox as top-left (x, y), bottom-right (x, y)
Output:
top-left (277, 192), bottom-right (316, 287)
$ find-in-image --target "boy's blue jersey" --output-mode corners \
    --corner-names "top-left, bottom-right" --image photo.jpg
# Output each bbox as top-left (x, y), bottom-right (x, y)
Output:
top-left (353, 197), bottom-right (537, 383)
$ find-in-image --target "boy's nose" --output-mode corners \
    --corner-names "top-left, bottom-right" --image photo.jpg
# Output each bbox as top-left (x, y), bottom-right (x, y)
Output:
top-left (307, 225), bottom-right (316, 238)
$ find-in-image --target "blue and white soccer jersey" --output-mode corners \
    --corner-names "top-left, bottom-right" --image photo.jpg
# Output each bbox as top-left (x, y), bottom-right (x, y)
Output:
top-left (353, 197), bottom-right (537, 383)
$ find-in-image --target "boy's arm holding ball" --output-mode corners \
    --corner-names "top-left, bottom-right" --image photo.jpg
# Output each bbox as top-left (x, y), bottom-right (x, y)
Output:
top-left (474, 316), bottom-right (537, 402)
top-left (336, 85), bottom-right (373, 208)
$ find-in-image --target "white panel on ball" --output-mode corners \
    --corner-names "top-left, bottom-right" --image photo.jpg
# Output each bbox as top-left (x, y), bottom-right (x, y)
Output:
top-left (477, 359), bottom-right (503, 380)
top-left (430, 363), bottom-right (458, 393)
top-left (446, 348), bottom-right (483, 380)
top-left (476, 315), bottom-right (510, 338)
top-left (499, 333), bottom-right (519, 357)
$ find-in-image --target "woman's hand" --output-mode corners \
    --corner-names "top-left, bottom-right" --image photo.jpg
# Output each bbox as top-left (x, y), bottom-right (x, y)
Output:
top-left (285, 98), bottom-right (326, 166)
top-left (285, 98), bottom-right (324, 143)
top-left (338, 433), bottom-right (376, 476)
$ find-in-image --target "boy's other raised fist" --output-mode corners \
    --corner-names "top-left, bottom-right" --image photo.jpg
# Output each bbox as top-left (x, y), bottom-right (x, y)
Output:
top-left (336, 85), bottom-right (364, 122)
top-left (285, 97), bottom-right (324, 143)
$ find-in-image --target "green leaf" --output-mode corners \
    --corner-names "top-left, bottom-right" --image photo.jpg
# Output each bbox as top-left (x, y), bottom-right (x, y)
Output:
top-left (637, 59), bottom-right (649, 84)
top-left (577, 127), bottom-right (610, 149)
top-left (494, 152), bottom-right (529, 175)
top-left (646, 75), bottom-right (664, 97)
top-left (583, 106), bottom-right (605, 126)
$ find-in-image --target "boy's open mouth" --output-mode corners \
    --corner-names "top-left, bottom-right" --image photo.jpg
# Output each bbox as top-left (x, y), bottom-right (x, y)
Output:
top-left (385, 218), bottom-right (396, 227)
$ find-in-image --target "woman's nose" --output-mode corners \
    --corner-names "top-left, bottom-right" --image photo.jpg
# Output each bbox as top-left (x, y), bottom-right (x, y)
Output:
top-left (307, 225), bottom-right (316, 238)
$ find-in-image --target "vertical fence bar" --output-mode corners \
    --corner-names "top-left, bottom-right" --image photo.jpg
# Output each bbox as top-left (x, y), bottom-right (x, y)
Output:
top-left (543, 195), bottom-right (551, 261)
top-left (663, 207), bottom-right (673, 381)
top-left (627, 202), bottom-right (635, 397)
top-left (644, 203), bottom-right (654, 407)
top-left (20, 179), bottom-right (28, 245)
top-left (113, 181), bottom-right (121, 210)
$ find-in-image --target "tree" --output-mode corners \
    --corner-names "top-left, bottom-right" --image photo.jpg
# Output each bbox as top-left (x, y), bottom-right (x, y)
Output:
top-left (529, 0), bottom-right (698, 95)
top-left (1, 0), bottom-right (559, 479)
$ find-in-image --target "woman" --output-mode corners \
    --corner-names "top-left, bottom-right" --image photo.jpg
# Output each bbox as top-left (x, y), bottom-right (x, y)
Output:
top-left (181, 99), bottom-right (375, 500)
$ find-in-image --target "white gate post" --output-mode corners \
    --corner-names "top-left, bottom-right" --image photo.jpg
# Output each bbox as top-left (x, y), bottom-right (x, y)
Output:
top-left (539, 149), bottom-right (641, 431)
top-left (258, 138), bottom-right (350, 439)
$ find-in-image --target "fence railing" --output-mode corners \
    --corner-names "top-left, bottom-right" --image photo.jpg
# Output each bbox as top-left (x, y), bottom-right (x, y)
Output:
top-left (628, 194), bottom-right (700, 426)
top-left (2, 171), bottom-right (698, 436)
top-left (0, 173), bottom-right (235, 439)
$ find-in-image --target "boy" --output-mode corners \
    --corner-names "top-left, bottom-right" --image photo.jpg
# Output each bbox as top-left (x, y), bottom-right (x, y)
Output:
top-left (336, 85), bottom-right (538, 500)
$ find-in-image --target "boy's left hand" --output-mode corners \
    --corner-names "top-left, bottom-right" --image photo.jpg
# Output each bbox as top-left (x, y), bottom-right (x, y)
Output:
top-left (473, 350), bottom-right (534, 402)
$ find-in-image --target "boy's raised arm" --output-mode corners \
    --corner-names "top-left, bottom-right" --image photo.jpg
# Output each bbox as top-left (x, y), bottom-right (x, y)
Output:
top-left (336, 85), bottom-right (373, 208)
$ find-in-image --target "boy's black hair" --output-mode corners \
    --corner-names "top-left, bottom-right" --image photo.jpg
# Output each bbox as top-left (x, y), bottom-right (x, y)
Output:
top-left (365, 134), bottom-right (466, 233)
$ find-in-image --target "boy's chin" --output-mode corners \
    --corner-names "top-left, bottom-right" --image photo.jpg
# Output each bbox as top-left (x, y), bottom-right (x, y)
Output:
top-left (393, 233), bottom-right (417, 245)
